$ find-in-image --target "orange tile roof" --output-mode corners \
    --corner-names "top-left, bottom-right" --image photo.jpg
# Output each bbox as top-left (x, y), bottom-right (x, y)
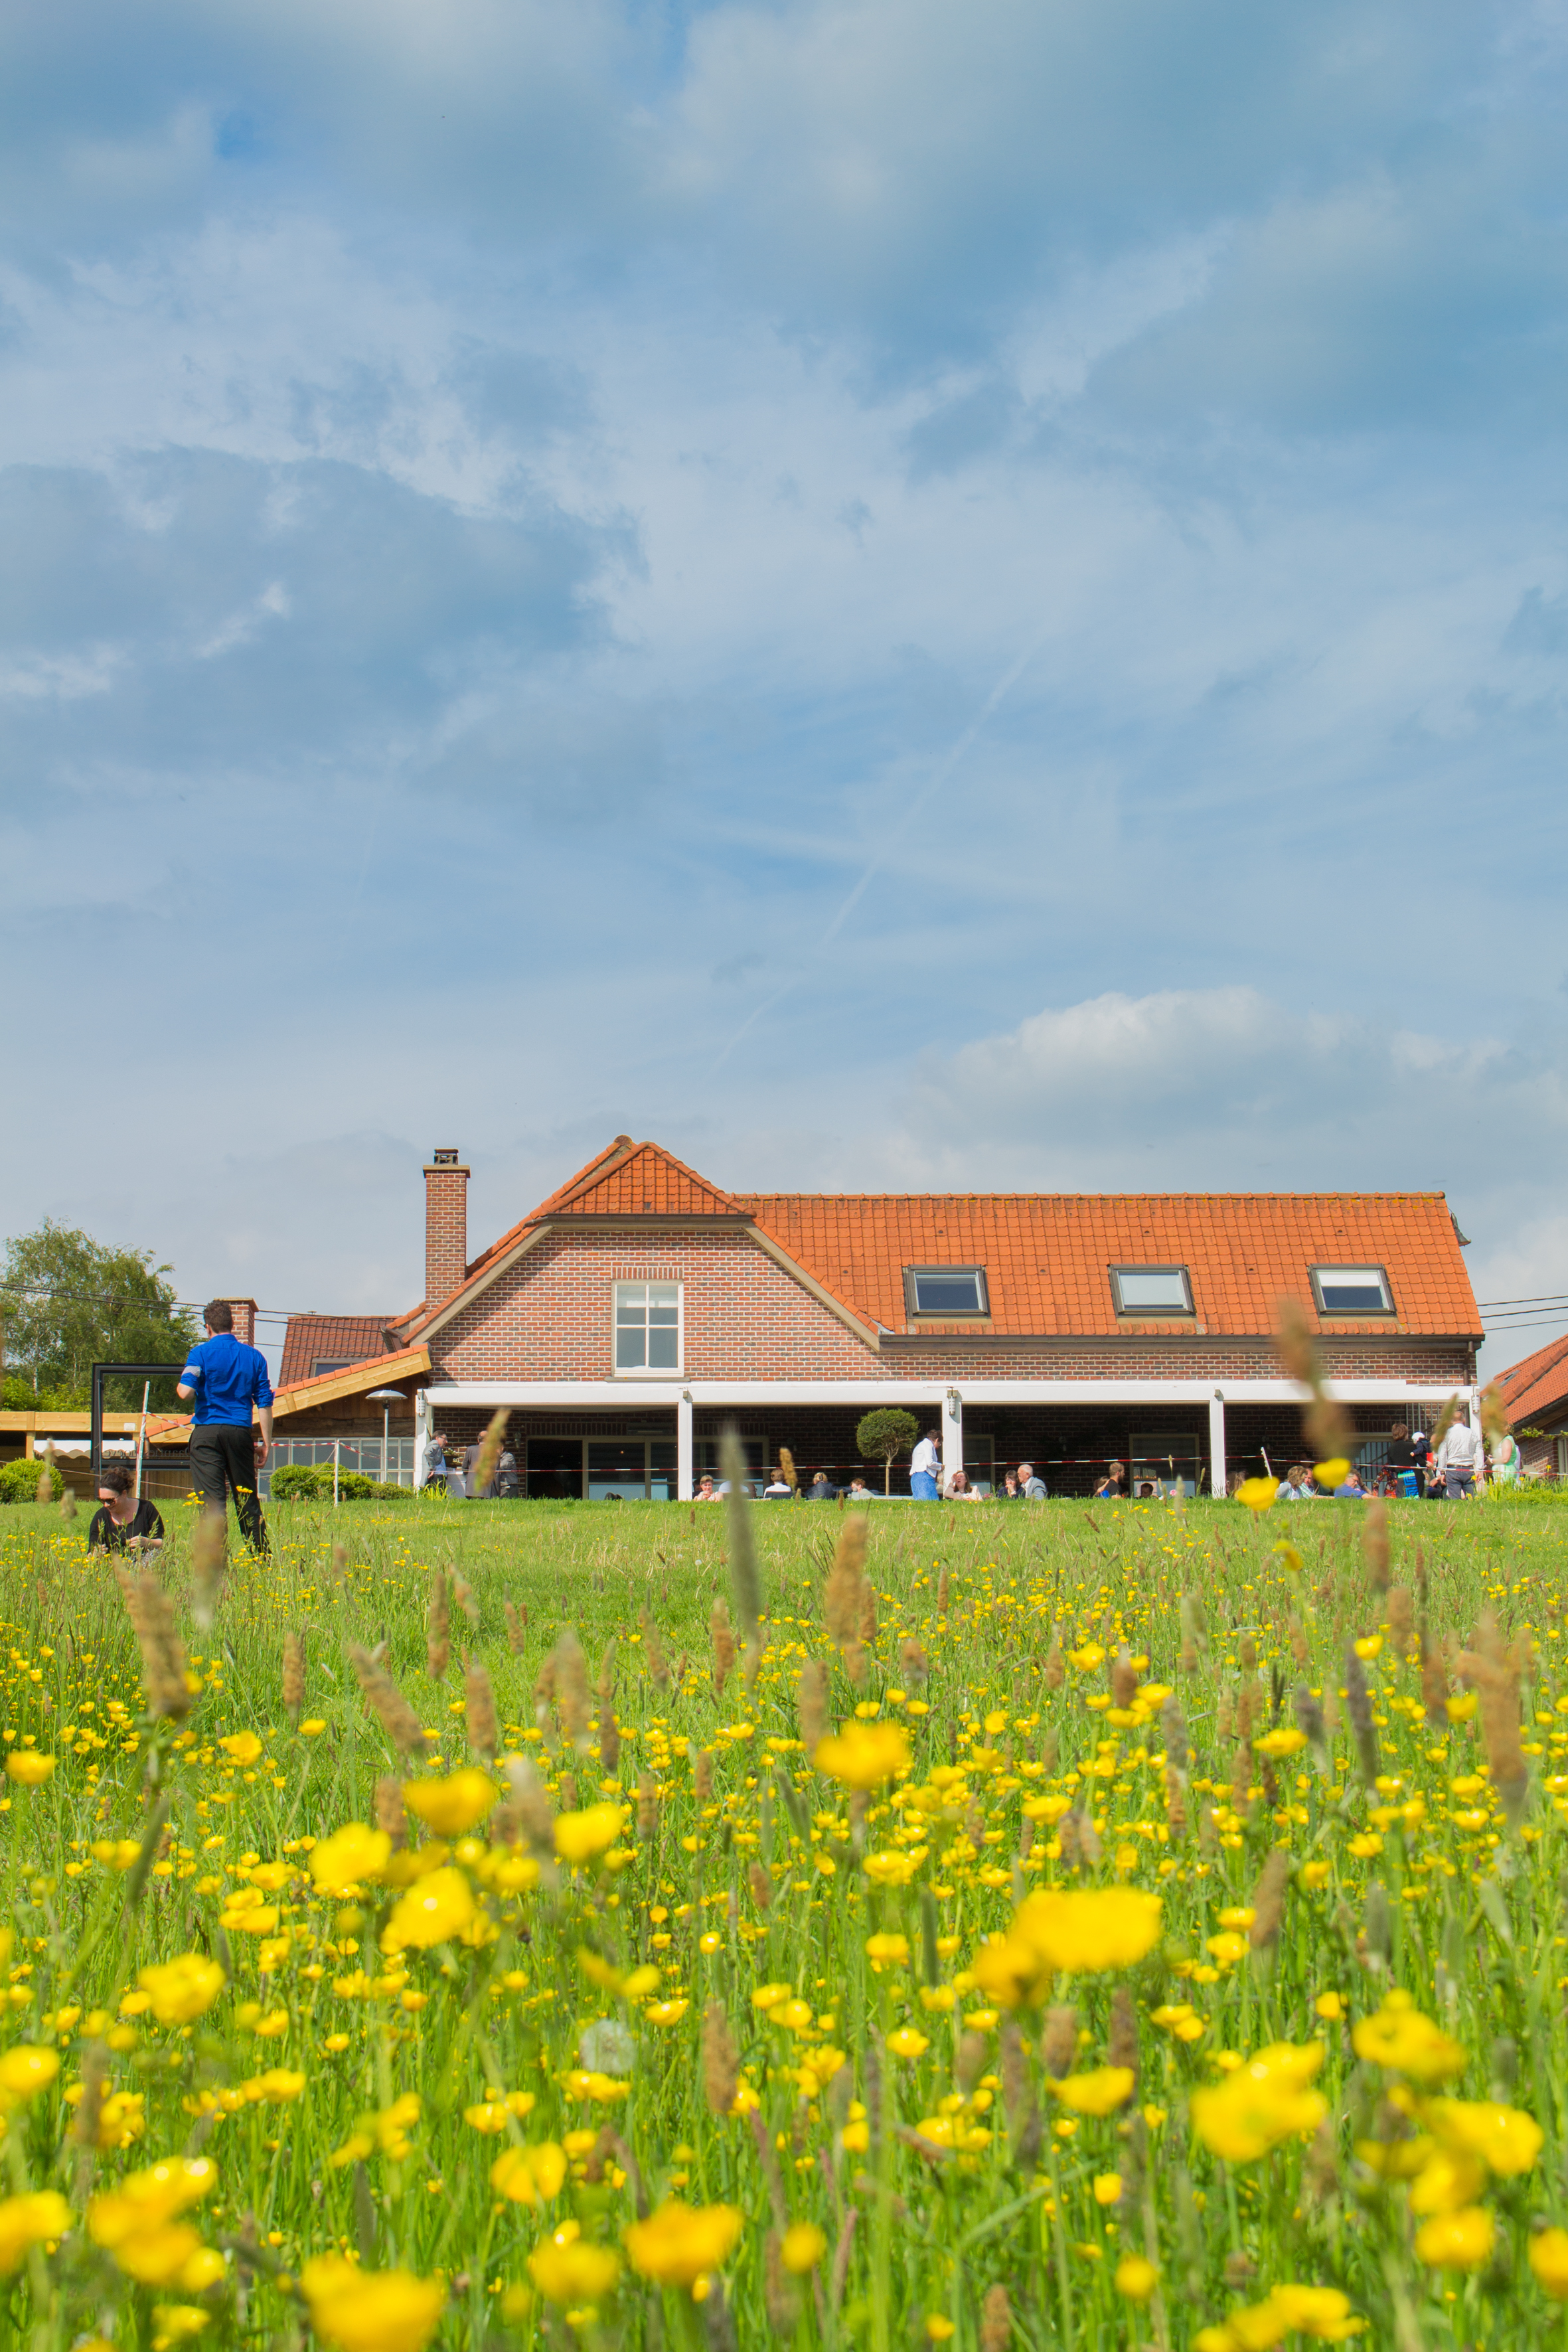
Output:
top-left (734, 1187), bottom-right (1478, 1338)
top-left (402, 1137), bottom-right (1479, 1343)
top-left (1494, 1334), bottom-right (1568, 1425)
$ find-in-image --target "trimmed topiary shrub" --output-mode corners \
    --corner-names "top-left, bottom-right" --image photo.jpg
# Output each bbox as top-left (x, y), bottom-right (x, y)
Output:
top-left (0, 1456), bottom-right (65, 1504)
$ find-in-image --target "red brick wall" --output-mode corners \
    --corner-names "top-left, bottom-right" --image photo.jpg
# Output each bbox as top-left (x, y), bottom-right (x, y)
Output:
top-left (219, 1298), bottom-right (257, 1346)
top-left (433, 1227), bottom-right (880, 1381)
top-left (430, 1223), bottom-right (1475, 1389)
top-left (425, 1163), bottom-right (469, 1306)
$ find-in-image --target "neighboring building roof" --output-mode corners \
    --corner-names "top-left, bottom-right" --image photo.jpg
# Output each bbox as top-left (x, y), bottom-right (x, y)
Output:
top-left (279, 1314), bottom-right (398, 1386)
top-left (143, 1344), bottom-right (431, 1445)
top-left (1494, 1333), bottom-right (1568, 1427)
top-left (398, 1136), bottom-right (1480, 1346)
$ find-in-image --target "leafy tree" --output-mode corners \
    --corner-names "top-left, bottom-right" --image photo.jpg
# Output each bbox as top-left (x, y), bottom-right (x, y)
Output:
top-left (0, 1221), bottom-right (198, 1411)
top-left (856, 1407), bottom-right (921, 1496)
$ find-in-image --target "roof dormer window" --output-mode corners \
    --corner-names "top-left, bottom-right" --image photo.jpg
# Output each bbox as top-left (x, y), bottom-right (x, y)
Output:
top-left (1110, 1266), bottom-right (1193, 1314)
top-left (904, 1267), bottom-right (988, 1317)
top-left (1311, 1265), bottom-right (1393, 1315)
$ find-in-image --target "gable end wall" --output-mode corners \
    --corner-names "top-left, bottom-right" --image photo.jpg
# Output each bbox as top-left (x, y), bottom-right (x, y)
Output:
top-left (431, 1227), bottom-right (880, 1382)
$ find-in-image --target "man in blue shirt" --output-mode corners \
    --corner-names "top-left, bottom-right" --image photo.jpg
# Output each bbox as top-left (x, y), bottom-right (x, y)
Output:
top-left (177, 1300), bottom-right (274, 1552)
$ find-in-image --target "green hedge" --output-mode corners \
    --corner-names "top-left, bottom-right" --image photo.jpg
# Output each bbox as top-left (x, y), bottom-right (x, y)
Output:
top-left (268, 1464), bottom-right (413, 1502)
top-left (0, 1457), bottom-right (66, 1504)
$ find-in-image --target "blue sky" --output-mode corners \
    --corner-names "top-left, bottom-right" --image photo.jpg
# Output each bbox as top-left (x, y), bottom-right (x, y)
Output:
top-left (4, 0), bottom-right (1567, 1373)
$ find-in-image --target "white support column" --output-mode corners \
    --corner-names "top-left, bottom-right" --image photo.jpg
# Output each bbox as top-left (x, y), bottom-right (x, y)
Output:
top-left (1208, 1391), bottom-right (1227, 1499)
top-left (941, 1389), bottom-right (963, 1493)
top-left (677, 1393), bottom-right (694, 1502)
top-left (413, 1389), bottom-right (430, 1484)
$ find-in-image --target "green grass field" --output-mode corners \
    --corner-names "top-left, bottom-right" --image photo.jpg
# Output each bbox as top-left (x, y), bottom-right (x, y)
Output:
top-left (1, 1486), bottom-right (1566, 2351)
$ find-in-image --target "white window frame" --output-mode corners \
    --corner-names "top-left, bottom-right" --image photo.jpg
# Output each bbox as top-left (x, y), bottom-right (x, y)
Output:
top-left (1109, 1265), bottom-right (1193, 1315)
top-left (612, 1281), bottom-right (684, 1376)
top-left (1309, 1265), bottom-right (1394, 1316)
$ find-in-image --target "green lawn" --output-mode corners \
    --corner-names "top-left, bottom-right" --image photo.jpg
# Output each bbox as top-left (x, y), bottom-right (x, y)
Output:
top-left (0, 1488), bottom-right (1565, 2349)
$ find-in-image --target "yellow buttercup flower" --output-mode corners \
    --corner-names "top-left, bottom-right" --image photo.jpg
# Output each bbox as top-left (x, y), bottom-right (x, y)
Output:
top-left (311, 1824), bottom-right (393, 1895)
top-left (971, 1888), bottom-right (1162, 2005)
top-left (1093, 2173), bottom-right (1123, 2205)
top-left (402, 1769), bottom-right (497, 1836)
top-left (300, 2256), bottom-right (445, 2352)
top-left (528, 2236), bottom-right (621, 2307)
top-left (623, 2199), bottom-right (744, 2290)
top-left (1197, 2283), bottom-right (1366, 2346)
top-left (5, 1751), bottom-right (56, 1785)
top-left (1114, 2254), bottom-right (1158, 2302)
top-left (220, 1733), bottom-right (264, 1766)
top-left (139, 1954), bottom-right (226, 2025)
top-left (1050, 2069), bottom-right (1135, 2118)
top-left (1414, 2207), bottom-right (1494, 2271)
top-left (1352, 1995), bottom-right (1466, 2086)
top-left (886, 2027), bottom-right (929, 2059)
top-left (554, 1805), bottom-right (627, 1863)
top-left (1254, 1727), bottom-right (1308, 1760)
top-left (1314, 1460), bottom-right (1351, 1490)
top-left (0, 2190), bottom-right (71, 2275)
top-left (1190, 2043), bottom-right (1327, 2163)
top-left (381, 1867), bottom-right (475, 1952)
top-left (812, 1723), bottom-right (911, 1790)
top-left (1235, 1478), bottom-right (1277, 1515)
top-left (1529, 2227), bottom-right (1568, 2300)
top-left (1425, 2100), bottom-right (1541, 2177)
top-left (781, 2223), bottom-right (826, 2274)
top-left (491, 2143), bottom-right (568, 2206)
top-left (0, 2046), bottom-right (60, 2101)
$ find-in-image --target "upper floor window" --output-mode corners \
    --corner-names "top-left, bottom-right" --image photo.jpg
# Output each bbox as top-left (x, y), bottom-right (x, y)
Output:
top-left (903, 1266), bottom-right (989, 1317)
top-left (1310, 1265), bottom-right (1393, 1314)
top-left (614, 1281), bottom-right (682, 1371)
top-left (310, 1358), bottom-right (357, 1377)
top-left (1110, 1265), bottom-right (1193, 1314)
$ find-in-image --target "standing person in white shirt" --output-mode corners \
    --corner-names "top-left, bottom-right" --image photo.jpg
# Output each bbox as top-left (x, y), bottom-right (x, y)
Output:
top-left (1436, 1407), bottom-right (1481, 1500)
top-left (909, 1427), bottom-right (941, 1500)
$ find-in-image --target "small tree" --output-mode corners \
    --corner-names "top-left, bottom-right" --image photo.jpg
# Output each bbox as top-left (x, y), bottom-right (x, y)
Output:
top-left (856, 1407), bottom-right (921, 1497)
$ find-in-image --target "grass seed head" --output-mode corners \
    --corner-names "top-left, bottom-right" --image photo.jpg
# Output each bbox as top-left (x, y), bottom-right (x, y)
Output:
top-left (797, 1659), bottom-right (828, 1753)
top-left (639, 1609), bottom-right (670, 1693)
top-left (1363, 1498), bottom-right (1390, 1595)
top-left (1249, 1848), bottom-right (1290, 1948)
top-left (503, 1599), bottom-right (527, 1654)
top-left (1041, 2007), bottom-right (1078, 2078)
top-left (701, 1998), bottom-right (740, 2117)
top-left (555, 1630), bottom-right (592, 1744)
top-left (473, 1407), bottom-right (510, 1499)
top-left (282, 1630), bottom-right (305, 1724)
top-left (465, 1656), bottom-right (499, 1763)
top-left (375, 1774), bottom-right (406, 1848)
top-left (426, 1567), bottom-right (451, 1682)
top-left (347, 1643), bottom-right (430, 1760)
top-left (190, 1508), bottom-right (228, 1631)
top-left (116, 1568), bottom-right (192, 1719)
top-left (710, 1600), bottom-right (736, 1695)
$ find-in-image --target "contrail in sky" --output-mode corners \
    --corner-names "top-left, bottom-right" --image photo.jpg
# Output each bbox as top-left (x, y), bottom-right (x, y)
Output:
top-left (710, 627), bottom-right (1048, 1069)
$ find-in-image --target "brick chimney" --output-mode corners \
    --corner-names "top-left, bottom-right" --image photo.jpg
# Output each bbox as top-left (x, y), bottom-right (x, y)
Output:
top-left (424, 1148), bottom-right (469, 1305)
top-left (218, 1298), bottom-right (258, 1345)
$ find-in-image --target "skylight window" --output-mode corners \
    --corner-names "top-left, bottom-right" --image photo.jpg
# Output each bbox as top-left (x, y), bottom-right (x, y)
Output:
top-left (1110, 1266), bottom-right (1193, 1314)
top-left (904, 1267), bottom-right (989, 1317)
top-left (1311, 1266), bottom-right (1393, 1314)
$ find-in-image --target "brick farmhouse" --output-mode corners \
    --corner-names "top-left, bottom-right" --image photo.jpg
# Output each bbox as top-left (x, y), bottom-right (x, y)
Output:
top-left (254, 1136), bottom-right (1486, 1499)
top-left (1496, 1336), bottom-right (1568, 1482)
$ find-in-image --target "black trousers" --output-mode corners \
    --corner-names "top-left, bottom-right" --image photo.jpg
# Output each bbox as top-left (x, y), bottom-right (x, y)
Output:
top-left (189, 1424), bottom-right (269, 1553)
